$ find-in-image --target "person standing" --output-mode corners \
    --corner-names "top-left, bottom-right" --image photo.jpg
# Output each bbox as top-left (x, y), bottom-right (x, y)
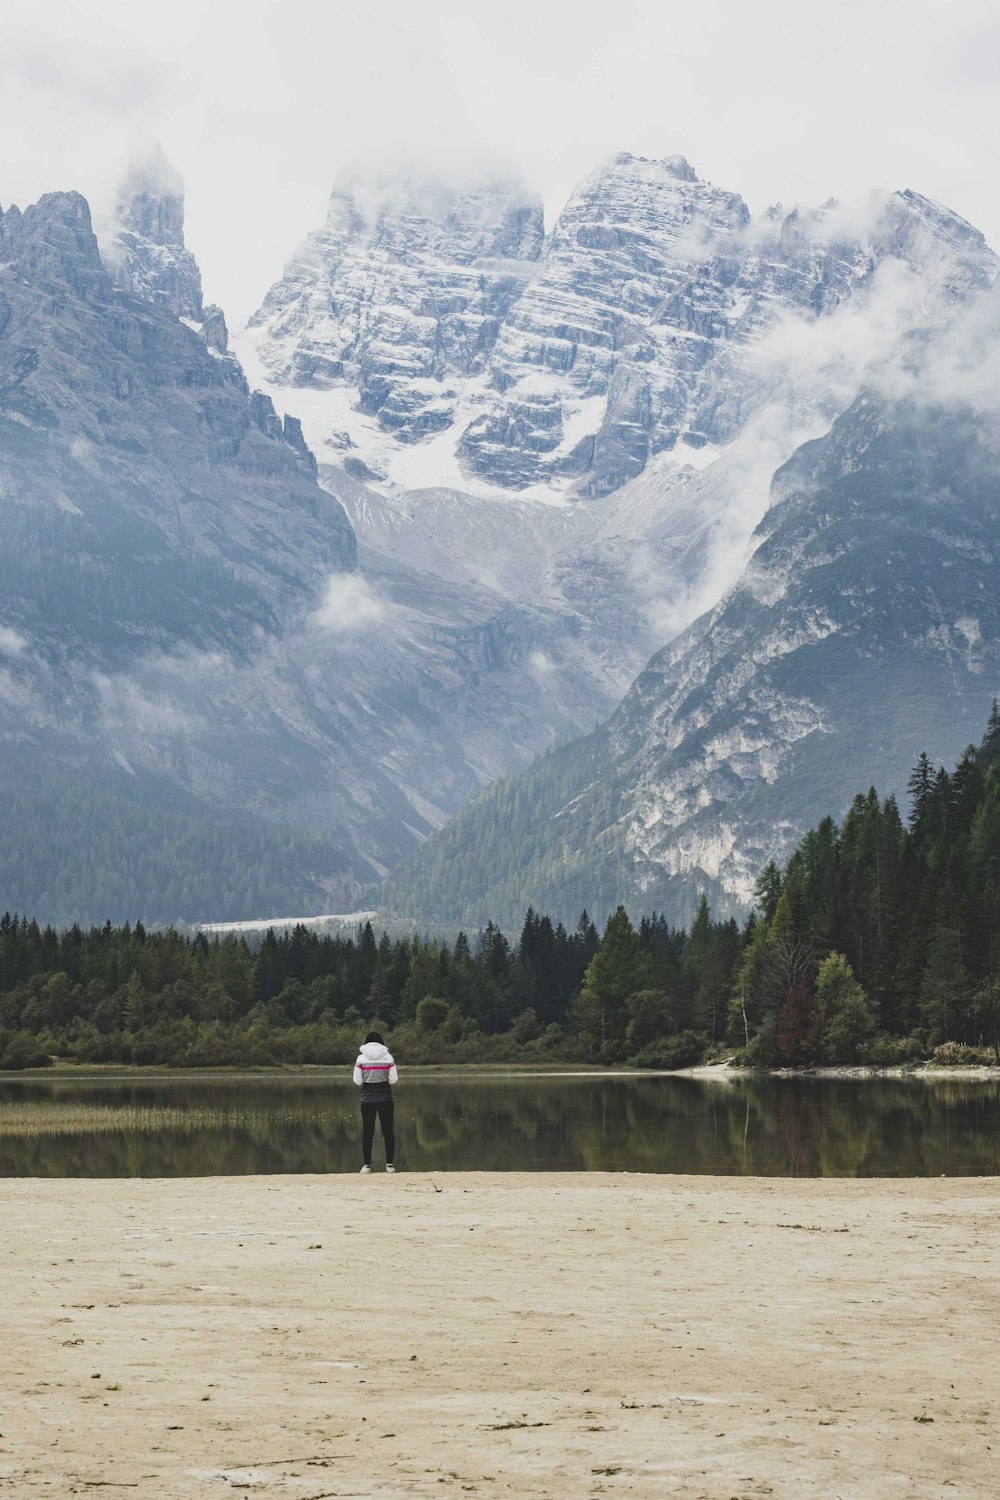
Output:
top-left (353, 1030), bottom-right (398, 1173)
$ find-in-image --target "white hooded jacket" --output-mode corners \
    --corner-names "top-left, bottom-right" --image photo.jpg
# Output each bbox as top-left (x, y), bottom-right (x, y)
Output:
top-left (353, 1040), bottom-right (398, 1095)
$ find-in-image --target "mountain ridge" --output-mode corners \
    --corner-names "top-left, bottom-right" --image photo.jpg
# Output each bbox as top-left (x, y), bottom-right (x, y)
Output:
top-left (3, 149), bottom-right (1000, 927)
top-left (381, 296), bottom-right (1000, 929)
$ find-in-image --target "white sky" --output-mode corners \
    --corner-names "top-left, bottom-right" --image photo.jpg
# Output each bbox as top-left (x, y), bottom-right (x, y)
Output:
top-left (3, 0), bottom-right (1000, 325)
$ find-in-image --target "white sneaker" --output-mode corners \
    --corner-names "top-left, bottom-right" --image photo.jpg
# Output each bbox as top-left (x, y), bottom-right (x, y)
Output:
top-left (360, 1165), bottom-right (372, 1174)
top-left (386, 1165), bottom-right (396, 1173)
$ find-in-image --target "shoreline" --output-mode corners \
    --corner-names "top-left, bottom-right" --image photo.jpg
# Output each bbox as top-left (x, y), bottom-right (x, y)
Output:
top-left (8, 1171), bottom-right (999, 1498)
top-left (3, 1059), bottom-right (999, 1080)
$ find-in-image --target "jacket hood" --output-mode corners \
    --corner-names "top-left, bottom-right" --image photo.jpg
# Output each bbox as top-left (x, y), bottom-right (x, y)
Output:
top-left (358, 1041), bottom-right (393, 1061)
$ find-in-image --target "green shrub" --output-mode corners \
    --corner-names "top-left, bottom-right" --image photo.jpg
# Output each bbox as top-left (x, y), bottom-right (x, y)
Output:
top-left (859, 1032), bottom-right (926, 1067)
top-left (0, 1030), bottom-right (53, 1070)
top-left (930, 1040), bottom-right (993, 1066)
top-left (416, 996), bottom-right (449, 1032)
top-left (630, 1030), bottom-right (707, 1070)
top-left (511, 1008), bottom-right (541, 1044)
top-left (743, 1013), bottom-right (781, 1068)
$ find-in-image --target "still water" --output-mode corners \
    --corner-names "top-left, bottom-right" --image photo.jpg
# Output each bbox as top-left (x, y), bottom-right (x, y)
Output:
top-left (1, 1072), bottom-right (998, 1178)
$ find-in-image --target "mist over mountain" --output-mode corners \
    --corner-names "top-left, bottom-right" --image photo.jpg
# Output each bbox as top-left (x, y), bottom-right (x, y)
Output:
top-left (2, 148), bottom-right (998, 926)
top-left (241, 157), bottom-right (997, 733)
top-left (0, 171), bottom-right (567, 923)
top-left (383, 292), bottom-right (1000, 928)
top-left (244, 153), bottom-right (995, 501)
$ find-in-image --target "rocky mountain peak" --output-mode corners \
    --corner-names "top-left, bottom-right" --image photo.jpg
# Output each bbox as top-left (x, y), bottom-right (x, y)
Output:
top-left (243, 163), bottom-right (545, 456)
top-left (0, 191), bottom-right (109, 301)
top-left (322, 165), bottom-right (545, 263)
top-left (885, 189), bottom-right (996, 294)
top-left (606, 150), bottom-right (700, 184)
top-left (662, 154), bottom-right (698, 182)
top-left (244, 153), bottom-right (1000, 502)
top-left (568, 149), bottom-right (747, 227)
top-left (116, 146), bottom-right (186, 247)
top-left (105, 147), bottom-right (203, 320)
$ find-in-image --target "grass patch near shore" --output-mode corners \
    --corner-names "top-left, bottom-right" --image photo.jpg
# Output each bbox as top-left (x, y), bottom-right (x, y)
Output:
top-left (0, 1101), bottom-right (352, 1138)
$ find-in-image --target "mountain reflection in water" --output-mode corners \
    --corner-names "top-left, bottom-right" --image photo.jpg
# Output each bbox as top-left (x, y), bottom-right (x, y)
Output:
top-left (1, 1073), bottom-right (998, 1178)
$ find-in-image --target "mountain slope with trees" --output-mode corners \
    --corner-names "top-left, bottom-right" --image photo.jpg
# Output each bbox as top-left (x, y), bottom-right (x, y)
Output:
top-left (3, 712), bottom-right (1000, 1069)
top-left (383, 296), bottom-right (1000, 931)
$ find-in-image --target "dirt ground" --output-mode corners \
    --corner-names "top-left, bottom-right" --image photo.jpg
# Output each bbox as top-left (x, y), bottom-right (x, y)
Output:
top-left (3, 1172), bottom-right (998, 1498)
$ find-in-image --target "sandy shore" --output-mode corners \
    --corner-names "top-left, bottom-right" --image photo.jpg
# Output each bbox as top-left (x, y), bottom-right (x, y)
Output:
top-left (4, 1174), bottom-right (998, 1498)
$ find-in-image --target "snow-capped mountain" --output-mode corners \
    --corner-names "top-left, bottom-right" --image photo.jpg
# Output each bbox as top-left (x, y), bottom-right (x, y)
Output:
top-left (237, 154), bottom-right (1000, 920)
top-left (4, 147), bottom-right (999, 928)
top-left (240, 153), bottom-right (999, 716)
top-left (382, 286), bottom-right (1000, 930)
top-left (0, 164), bottom-right (638, 923)
top-left (245, 154), bottom-right (997, 502)
top-left (246, 168), bottom-right (544, 477)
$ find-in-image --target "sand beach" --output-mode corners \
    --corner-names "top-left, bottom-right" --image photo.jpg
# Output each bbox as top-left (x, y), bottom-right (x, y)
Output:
top-left (4, 1172), bottom-right (998, 1497)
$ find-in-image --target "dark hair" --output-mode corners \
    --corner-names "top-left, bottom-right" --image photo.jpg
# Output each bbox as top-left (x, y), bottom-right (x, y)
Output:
top-left (364, 1030), bottom-right (384, 1045)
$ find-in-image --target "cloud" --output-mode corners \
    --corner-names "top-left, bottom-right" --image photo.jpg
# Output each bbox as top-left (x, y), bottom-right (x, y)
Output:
top-left (746, 257), bottom-right (930, 409)
top-left (622, 414), bottom-right (813, 648)
top-left (870, 283), bottom-right (1000, 413)
top-left (91, 649), bottom-right (231, 741)
top-left (0, 626), bottom-right (27, 657)
top-left (618, 252), bottom-right (949, 648)
top-left (528, 650), bottom-right (557, 676)
top-left (311, 572), bottom-right (390, 634)
top-left (4, 0), bottom-right (1000, 325)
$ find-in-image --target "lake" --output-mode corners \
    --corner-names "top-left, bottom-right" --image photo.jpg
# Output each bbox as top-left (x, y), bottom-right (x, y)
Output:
top-left (2, 1071), bottom-right (999, 1177)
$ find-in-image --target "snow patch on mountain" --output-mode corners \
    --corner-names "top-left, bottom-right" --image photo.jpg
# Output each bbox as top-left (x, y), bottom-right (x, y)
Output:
top-left (248, 153), bottom-right (997, 513)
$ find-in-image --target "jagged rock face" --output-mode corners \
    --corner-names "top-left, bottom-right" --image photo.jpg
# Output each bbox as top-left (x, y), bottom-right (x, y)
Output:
top-left (107, 149), bottom-right (204, 320)
top-left (0, 191), bottom-right (352, 648)
top-left (247, 154), bottom-right (998, 499)
top-left (381, 295), bottom-right (1000, 930)
top-left (0, 189), bottom-right (384, 918)
top-left (461, 161), bottom-right (999, 496)
top-left (0, 184), bottom-right (620, 922)
top-left (459, 153), bottom-right (751, 493)
top-left (202, 303), bottom-right (229, 355)
top-left (248, 169), bottom-right (544, 448)
top-left (609, 378), bottom-right (1000, 919)
top-left (5, 156), bottom-right (1000, 928)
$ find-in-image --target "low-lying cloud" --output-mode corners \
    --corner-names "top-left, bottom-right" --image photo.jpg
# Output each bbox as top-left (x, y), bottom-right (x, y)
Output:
top-left (0, 626), bottom-right (27, 657)
top-left (311, 572), bottom-right (391, 634)
top-left (872, 283), bottom-right (1000, 414)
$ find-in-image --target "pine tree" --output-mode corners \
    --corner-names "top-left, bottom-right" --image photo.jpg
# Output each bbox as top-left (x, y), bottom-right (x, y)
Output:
top-left (123, 969), bottom-right (153, 1030)
top-left (981, 699), bottom-right (1000, 769)
top-left (572, 906), bottom-right (649, 1051)
top-left (907, 751), bottom-right (935, 835)
top-left (918, 926), bottom-right (967, 1043)
top-left (815, 952), bottom-right (876, 1063)
top-left (753, 861), bottom-right (783, 922)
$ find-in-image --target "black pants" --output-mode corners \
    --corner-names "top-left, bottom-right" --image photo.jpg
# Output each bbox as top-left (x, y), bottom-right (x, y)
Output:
top-left (361, 1099), bottom-right (395, 1165)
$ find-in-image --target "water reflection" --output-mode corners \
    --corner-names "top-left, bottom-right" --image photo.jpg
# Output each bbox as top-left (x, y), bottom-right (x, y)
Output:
top-left (1, 1073), bottom-right (998, 1178)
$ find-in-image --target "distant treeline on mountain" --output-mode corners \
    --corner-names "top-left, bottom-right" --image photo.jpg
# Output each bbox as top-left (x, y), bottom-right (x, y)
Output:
top-left (0, 750), bottom-right (351, 927)
top-left (2, 710), bottom-right (1000, 1071)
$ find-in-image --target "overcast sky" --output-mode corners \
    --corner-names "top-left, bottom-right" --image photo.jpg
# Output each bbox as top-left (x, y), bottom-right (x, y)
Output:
top-left (3, 0), bottom-right (1000, 324)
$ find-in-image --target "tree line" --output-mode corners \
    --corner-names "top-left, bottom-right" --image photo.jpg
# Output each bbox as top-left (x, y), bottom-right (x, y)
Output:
top-left (0, 748), bottom-right (348, 927)
top-left (733, 702), bottom-right (1000, 1066)
top-left (2, 708), bottom-right (1000, 1070)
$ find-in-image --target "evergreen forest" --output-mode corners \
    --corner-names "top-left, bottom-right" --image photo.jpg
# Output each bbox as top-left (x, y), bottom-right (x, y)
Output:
top-left (0, 750), bottom-right (352, 926)
top-left (2, 710), bottom-right (1000, 1071)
